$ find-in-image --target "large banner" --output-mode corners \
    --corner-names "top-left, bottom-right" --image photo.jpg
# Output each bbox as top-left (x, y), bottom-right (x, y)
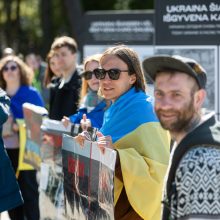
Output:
top-left (155, 0), bottom-right (220, 45)
top-left (39, 162), bottom-right (66, 220)
top-left (84, 11), bottom-right (154, 45)
top-left (39, 119), bottom-right (73, 220)
top-left (153, 0), bottom-right (220, 115)
top-left (23, 103), bottom-right (48, 170)
top-left (62, 135), bottom-right (116, 220)
top-left (40, 118), bottom-right (72, 164)
top-left (83, 10), bottom-right (155, 60)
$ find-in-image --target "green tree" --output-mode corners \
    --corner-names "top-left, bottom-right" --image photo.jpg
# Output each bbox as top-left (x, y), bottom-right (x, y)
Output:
top-left (0, 0), bottom-right (154, 58)
top-left (0, 0), bottom-right (42, 56)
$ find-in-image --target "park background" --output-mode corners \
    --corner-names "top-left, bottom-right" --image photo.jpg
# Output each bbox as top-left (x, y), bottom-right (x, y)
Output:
top-left (0, 0), bottom-right (220, 115)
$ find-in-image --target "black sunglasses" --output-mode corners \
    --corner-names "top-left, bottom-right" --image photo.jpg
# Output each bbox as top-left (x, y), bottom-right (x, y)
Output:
top-left (94, 68), bottom-right (129, 80)
top-left (3, 65), bottom-right (17, 72)
top-left (81, 71), bottom-right (96, 80)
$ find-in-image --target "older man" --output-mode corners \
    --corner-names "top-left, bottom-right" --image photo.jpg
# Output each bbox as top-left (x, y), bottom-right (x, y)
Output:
top-left (143, 55), bottom-right (220, 220)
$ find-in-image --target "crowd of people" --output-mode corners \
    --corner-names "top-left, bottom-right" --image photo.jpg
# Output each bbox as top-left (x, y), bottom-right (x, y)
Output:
top-left (0, 35), bottom-right (220, 220)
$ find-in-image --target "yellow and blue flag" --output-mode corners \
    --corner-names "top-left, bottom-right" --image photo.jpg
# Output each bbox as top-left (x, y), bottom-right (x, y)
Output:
top-left (100, 87), bottom-right (170, 220)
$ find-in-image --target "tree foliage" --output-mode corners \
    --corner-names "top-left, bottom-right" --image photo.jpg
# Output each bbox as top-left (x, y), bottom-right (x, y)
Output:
top-left (0, 0), bottom-right (153, 58)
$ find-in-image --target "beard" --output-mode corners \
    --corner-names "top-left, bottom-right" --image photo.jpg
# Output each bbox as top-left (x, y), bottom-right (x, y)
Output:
top-left (156, 98), bottom-right (196, 133)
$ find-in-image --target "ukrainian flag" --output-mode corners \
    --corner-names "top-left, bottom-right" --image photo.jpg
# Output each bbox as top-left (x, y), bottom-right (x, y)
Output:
top-left (100, 87), bottom-right (170, 220)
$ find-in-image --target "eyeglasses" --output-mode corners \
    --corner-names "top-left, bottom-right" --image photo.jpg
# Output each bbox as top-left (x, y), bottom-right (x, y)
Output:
top-left (94, 68), bottom-right (129, 80)
top-left (3, 65), bottom-right (17, 72)
top-left (81, 71), bottom-right (96, 80)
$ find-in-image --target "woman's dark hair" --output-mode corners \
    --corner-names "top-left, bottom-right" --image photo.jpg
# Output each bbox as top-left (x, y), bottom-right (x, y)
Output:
top-left (101, 45), bottom-right (146, 92)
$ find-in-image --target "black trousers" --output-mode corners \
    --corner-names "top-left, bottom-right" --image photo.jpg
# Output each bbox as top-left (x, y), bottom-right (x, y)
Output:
top-left (7, 149), bottom-right (40, 220)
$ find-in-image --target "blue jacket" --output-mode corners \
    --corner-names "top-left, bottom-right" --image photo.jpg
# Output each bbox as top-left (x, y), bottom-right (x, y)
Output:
top-left (69, 100), bottom-right (106, 129)
top-left (10, 85), bottom-right (44, 119)
top-left (0, 89), bottom-right (23, 212)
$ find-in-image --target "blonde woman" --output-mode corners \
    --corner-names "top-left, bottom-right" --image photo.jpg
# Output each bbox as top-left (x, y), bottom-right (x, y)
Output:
top-left (63, 54), bottom-right (108, 129)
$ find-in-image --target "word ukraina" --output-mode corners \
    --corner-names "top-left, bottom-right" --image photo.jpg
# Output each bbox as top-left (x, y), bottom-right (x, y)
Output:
top-left (163, 3), bottom-right (220, 22)
top-left (166, 3), bottom-right (220, 13)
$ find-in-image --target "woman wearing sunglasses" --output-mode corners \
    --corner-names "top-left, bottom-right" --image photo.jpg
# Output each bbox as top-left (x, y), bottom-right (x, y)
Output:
top-left (0, 55), bottom-right (44, 220)
top-left (84, 45), bottom-right (170, 220)
top-left (62, 54), bottom-right (108, 129)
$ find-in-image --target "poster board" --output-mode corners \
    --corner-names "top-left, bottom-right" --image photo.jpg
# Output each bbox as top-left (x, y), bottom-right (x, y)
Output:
top-left (62, 135), bottom-right (116, 220)
top-left (155, 0), bottom-right (220, 45)
top-left (23, 103), bottom-right (48, 170)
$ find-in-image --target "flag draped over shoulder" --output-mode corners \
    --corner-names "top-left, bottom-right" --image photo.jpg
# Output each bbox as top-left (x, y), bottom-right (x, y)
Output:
top-left (100, 87), bottom-right (170, 220)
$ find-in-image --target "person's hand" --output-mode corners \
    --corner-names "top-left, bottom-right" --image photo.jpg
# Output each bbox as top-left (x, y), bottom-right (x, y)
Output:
top-left (80, 114), bottom-right (91, 131)
top-left (96, 131), bottom-right (114, 154)
top-left (74, 130), bottom-right (91, 147)
top-left (61, 116), bottom-right (70, 128)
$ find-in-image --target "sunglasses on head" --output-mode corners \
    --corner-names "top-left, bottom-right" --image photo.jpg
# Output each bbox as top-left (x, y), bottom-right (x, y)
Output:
top-left (81, 71), bottom-right (96, 80)
top-left (3, 65), bottom-right (17, 72)
top-left (93, 68), bottom-right (129, 80)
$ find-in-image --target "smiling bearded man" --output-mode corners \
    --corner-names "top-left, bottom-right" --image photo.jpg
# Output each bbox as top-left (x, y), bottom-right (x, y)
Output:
top-left (143, 55), bottom-right (220, 220)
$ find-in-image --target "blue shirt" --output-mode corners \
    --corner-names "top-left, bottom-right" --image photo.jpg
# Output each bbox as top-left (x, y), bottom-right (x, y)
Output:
top-left (69, 100), bottom-right (106, 129)
top-left (10, 85), bottom-right (44, 119)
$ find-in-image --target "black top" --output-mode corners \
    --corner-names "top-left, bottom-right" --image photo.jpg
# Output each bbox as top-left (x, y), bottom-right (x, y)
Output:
top-left (49, 70), bottom-right (81, 120)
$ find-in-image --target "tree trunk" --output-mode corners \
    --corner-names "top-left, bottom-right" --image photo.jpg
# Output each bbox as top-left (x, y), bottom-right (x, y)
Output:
top-left (4, 0), bottom-right (13, 46)
top-left (14, 0), bottom-right (21, 52)
top-left (63, 0), bottom-right (85, 58)
top-left (40, 0), bottom-right (53, 58)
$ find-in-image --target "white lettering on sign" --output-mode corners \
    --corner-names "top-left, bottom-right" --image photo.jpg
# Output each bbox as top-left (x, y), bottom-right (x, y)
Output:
top-left (160, 2), bottom-right (220, 38)
top-left (89, 20), bottom-right (154, 34)
top-left (163, 3), bottom-right (220, 23)
top-left (163, 14), bottom-right (209, 22)
top-left (166, 4), bottom-right (208, 13)
top-left (209, 3), bottom-right (220, 12)
top-left (210, 13), bottom-right (220, 21)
